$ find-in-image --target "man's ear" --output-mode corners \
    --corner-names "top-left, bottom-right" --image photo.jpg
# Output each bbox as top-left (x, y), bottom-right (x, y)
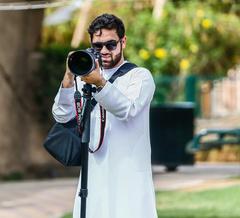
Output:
top-left (121, 35), bottom-right (127, 49)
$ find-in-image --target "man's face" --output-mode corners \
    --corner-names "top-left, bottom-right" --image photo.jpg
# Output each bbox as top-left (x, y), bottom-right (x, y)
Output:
top-left (91, 28), bottom-right (126, 69)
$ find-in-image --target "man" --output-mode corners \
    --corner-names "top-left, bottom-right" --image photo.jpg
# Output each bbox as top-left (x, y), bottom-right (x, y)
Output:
top-left (52, 13), bottom-right (157, 218)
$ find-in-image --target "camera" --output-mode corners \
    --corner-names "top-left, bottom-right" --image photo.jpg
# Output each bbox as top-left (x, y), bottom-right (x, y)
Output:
top-left (67, 48), bottom-right (102, 76)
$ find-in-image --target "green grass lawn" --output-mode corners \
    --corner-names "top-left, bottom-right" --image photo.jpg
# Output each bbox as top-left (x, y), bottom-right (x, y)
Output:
top-left (62, 184), bottom-right (240, 218)
top-left (62, 213), bottom-right (72, 218)
top-left (156, 184), bottom-right (240, 218)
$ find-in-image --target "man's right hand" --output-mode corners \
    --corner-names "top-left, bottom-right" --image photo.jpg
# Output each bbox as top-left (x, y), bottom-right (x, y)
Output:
top-left (62, 69), bottom-right (74, 88)
top-left (62, 52), bottom-right (75, 88)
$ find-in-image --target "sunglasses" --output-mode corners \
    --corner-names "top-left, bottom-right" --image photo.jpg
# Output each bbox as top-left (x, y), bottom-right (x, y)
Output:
top-left (91, 39), bottom-right (121, 51)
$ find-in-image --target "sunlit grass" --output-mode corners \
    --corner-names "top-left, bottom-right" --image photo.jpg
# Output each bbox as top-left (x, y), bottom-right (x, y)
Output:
top-left (62, 184), bottom-right (240, 218)
top-left (156, 184), bottom-right (240, 218)
top-left (62, 213), bottom-right (72, 218)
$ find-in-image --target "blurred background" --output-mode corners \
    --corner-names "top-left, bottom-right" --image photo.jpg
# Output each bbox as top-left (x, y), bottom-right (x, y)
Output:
top-left (1, 0), bottom-right (240, 178)
top-left (0, 0), bottom-right (240, 217)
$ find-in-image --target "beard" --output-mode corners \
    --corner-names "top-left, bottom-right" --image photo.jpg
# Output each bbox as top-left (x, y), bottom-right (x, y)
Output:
top-left (101, 47), bottom-right (123, 69)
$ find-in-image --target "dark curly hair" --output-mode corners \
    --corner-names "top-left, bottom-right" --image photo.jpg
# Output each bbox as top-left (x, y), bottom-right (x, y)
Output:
top-left (88, 13), bottom-right (125, 41)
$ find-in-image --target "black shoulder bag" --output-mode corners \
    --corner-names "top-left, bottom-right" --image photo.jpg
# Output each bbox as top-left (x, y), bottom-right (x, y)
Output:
top-left (43, 62), bottom-right (137, 166)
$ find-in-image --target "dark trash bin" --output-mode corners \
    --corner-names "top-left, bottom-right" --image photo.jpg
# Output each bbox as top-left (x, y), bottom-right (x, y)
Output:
top-left (150, 102), bottom-right (195, 171)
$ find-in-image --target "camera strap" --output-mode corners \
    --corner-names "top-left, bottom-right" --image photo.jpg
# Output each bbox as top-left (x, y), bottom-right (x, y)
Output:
top-left (89, 62), bottom-right (137, 153)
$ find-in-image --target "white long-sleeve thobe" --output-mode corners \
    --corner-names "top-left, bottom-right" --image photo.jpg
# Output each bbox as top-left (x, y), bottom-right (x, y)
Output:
top-left (52, 63), bottom-right (158, 218)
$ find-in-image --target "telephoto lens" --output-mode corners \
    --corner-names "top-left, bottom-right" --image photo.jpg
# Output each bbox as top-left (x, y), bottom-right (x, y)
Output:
top-left (67, 48), bottom-right (101, 76)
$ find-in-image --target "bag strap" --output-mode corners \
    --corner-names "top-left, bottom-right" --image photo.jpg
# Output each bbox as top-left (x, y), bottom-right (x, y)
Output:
top-left (91, 62), bottom-right (137, 110)
top-left (108, 62), bottom-right (137, 83)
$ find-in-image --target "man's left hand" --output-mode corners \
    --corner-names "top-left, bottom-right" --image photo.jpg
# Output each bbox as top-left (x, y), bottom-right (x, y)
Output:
top-left (81, 60), bottom-right (106, 88)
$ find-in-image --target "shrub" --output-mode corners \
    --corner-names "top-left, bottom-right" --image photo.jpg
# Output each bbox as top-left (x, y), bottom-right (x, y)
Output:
top-left (124, 1), bottom-right (240, 77)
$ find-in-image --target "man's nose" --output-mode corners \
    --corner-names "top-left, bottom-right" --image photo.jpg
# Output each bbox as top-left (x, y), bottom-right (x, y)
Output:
top-left (100, 45), bottom-right (109, 53)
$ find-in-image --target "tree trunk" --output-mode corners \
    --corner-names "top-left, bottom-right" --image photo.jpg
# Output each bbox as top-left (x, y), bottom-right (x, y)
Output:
top-left (71, 0), bottom-right (93, 48)
top-left (152, 0), bottom-right (167, 20)
top-left (0, 6), bottom-right (48, 176)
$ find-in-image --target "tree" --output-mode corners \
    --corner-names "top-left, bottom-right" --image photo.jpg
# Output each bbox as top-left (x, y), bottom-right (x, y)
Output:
top-left (0, 5), bottom-right (47, 176)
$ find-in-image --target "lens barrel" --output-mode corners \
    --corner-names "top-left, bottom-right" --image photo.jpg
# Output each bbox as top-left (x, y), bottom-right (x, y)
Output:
top-left (67, 50), bottom-right (96, 76)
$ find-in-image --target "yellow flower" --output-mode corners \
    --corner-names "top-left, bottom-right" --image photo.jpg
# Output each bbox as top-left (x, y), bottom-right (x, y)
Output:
top-left (154, 48), bottom-right (167, 59)
top-left (180, 59), bottom-right (190, 71)
top-left (196, 9), bottom-right (205, 18)
top-left (189, 44), bottom-right (199, 53)
top-left (139, 49), bottom-right (150, 60)
top-left (201, 18), bottom-right (213, 29)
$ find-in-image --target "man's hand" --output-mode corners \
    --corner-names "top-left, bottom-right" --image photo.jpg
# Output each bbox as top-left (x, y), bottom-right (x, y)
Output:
top-left (81, 60), bottom-right (106, 88)
top-left (62, 70), bottom-right (75, 88)
top-left (62, 52), bottom-right (75, 88)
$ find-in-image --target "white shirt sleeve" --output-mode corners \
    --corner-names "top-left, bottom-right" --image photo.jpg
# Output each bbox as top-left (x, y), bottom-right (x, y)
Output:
top-left (94, 67), bottom-right (155, 121)
top-left (52, 85), bottom-right (76, 123)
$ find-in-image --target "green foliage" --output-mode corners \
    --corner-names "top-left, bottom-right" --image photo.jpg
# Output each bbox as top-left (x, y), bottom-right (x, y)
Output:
top-left (42, 1), bottom-right (240, 77)
top-left (42, 8), bottom-right (79, 46)
top-left (38, 0), bottom-right (240, 112)
top-left (124, 1), bottom-right (240, 77)
top-left (152, 75), bottom-right (186, 104)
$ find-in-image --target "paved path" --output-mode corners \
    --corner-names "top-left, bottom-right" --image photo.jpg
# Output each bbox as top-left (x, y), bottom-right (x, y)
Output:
top-left (0, 163), bottom-right (239, 218)
top-left (0, 179), bottom-right (77, 218)
top-left (153, 162), bottom-right (240, 190)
